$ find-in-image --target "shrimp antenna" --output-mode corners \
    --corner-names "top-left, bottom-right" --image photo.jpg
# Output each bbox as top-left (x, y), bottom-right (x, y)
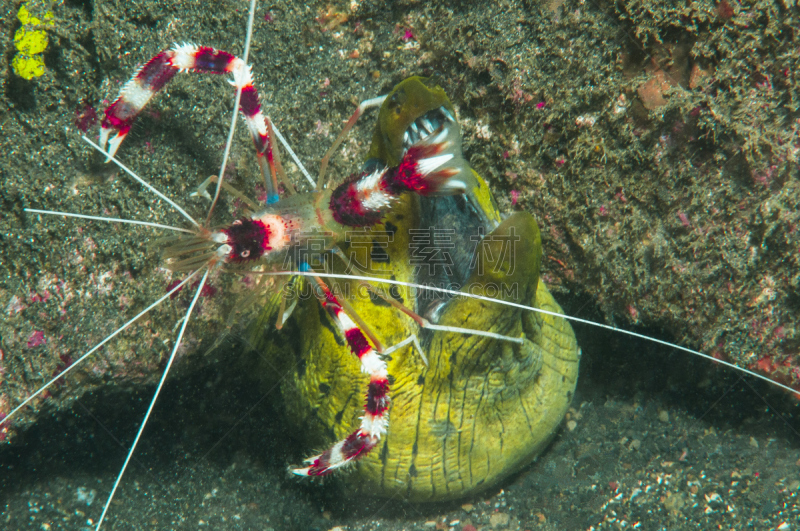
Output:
top-left (271, 122), bottom-right (315, 188)
top-left (81, 135), bottom-right (201, 229)
top-left (208, 0), bottom-right (259, 222)
top-left (95, 268), bottom-right (210, 530)
top-left (24, 208), bottom-right (193, 233)
top-left (0, 270), bottom-right (201, 428)
top-left (263, 270), bottom-right (800, 398)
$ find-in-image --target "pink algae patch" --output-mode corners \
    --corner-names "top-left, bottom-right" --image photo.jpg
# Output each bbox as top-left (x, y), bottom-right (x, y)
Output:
top-left (27, 330), bottom-right (46, 348)
top-left (74, 99), bottom-right (98, 133)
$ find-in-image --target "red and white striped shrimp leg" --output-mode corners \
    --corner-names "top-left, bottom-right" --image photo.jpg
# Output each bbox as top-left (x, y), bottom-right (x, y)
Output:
top-left (293, 290), bottom-right (390, 476)
top-left (100, 44), bottom-right (272, 173)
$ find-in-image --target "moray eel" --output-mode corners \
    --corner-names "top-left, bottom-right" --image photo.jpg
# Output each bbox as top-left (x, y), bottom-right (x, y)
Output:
top-left (251, 77), bottom-right (580, 501)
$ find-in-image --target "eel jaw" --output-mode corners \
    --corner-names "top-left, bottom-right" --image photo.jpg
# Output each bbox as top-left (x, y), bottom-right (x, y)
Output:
top-left (401, 106), bottom-right (457, 155)
top-left (397, 106), bottom-right (473, 196)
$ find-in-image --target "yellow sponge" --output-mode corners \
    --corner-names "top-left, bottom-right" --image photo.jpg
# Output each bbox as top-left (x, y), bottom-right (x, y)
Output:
top-left (12, 3), bottom-right (55, 80)
top-left (11, 53), bottom-right (46, 80)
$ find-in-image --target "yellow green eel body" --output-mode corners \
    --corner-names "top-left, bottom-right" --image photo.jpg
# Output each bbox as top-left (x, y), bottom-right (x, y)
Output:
top-left (252, 77), bottom-right (581, 501)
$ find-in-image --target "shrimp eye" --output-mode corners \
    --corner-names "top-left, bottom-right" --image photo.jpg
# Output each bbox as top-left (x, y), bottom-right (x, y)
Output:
top-left (222, 217), bottom-right (270, 263)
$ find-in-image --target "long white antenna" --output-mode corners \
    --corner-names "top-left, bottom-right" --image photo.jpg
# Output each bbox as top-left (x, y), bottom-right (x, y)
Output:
top-left (24, 208), bottom-right (193, 233)
top-left (81, 135), bottom-right (201, 229)
top-left (95, 267), bottom-right (210, 530)
top-left (271, 122), bottom-right (315, 188)
top-left (207, 0), bottom-right (258, 221)
top-left (262, 270), bottom-right (800, 398)
top-left (0, 270), bottom-right (201, 428)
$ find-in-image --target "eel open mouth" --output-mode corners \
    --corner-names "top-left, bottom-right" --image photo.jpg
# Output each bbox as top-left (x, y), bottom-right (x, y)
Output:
top-left (401, 106), bottom-right (457, 154)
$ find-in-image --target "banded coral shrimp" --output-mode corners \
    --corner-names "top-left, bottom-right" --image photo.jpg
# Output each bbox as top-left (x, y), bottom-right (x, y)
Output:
top-left (2, 1), bottom-right (800, 530)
